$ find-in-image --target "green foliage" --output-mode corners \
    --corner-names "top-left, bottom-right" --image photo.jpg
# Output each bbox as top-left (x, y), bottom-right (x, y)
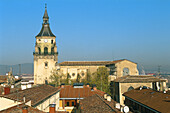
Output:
top-left (91, 67), bottom-right (111, 95)
top-left (65, 73), bottom-right (71, 85)
top-left (76, 73), bottom-right (81, 83)
top-left (49, 69), bottom-right (65, 87)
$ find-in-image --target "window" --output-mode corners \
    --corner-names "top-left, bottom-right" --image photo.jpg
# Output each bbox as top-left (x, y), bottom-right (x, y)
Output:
top-left (67, 102), bottom-right (69, 106)
top-left (51, 40), bottom-right (53, 44)
top-left (72, 102), bottom-right (74, 106)
top-left (38, 47), bottom-right (41, 54)
top-left (51, 47), bottom-right (54, 54)
top-left (127, 86), bottom-right (134, 91)
top-left (81, 72), bottom-right (85, 76)
top-left (44, 47), bottom-right (48, 55)
top-left (45, 62), bottom-right (48, 67)
top-left (123, 68), bottom-right (129, 76)
top-left (39, 39), bottom-right (41, 41)
top-left (55, 62), bottom-right (58, 66)
top-left (72, 73), bottom-right (75, 77)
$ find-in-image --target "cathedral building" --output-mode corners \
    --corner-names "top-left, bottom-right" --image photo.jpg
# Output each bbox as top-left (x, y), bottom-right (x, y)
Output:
top-left (33, 6), bottom-right (139, 85)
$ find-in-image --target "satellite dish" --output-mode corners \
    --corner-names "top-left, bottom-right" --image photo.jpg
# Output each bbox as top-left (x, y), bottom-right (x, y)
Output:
top-left (123, 106), bottom-right (129, 113)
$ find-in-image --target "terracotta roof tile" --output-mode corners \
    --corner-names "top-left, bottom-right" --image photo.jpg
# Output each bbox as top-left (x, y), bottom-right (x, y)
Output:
top-left (1, 85), bottom-right (60, 106)
top-left (0, 104), bottom-right (45, 113)
top-left (114, 75), bottom-right (166, 83)
top-left (123, 88), bottom-right (170, 113)
top-left (60, 85), bottom-right (105, 98)
top-left (80, 94), bottom-right (121, 113)
top-left (59, 60), bottom-right (124, 66)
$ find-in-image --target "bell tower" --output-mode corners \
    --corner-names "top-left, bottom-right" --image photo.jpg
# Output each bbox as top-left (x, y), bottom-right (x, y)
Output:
top-left (33, 5), bottom-right (58, 84)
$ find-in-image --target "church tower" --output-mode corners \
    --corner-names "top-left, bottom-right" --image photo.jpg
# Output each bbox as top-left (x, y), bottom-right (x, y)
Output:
top-left (33, 5), bottom-right (58, 84)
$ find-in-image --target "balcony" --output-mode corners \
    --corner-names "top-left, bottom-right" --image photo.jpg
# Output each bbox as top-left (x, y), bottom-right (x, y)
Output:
top-left (33, 52), bottom-right (58, 55)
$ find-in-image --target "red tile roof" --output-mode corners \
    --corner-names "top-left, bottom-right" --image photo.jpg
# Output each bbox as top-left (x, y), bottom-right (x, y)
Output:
top-left (80, 94), bottom-right (121, 113)
top-left (59, 85), bottom-right (105, 98)
top-left (0, 104), bottom-right (45, 113)
top-left (123, 88), bottom-right (170, 113)
top-left (114, 75), bottom-right (166, 83)
top-left (59, 60), bottom-right (124, 66)
top-left (1, 85), bottom-right (60, 106)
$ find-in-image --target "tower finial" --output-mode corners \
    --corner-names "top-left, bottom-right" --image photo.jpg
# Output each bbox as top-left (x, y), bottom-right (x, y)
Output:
top-left (45, 3), bottom-right (47, 9)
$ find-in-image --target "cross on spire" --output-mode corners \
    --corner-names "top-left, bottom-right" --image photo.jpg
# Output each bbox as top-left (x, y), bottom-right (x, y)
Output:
top-left (45, 3), bottom-right (47, 9)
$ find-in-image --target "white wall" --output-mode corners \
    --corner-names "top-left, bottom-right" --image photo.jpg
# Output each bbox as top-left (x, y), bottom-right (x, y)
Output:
top-left (0, 97), bottom-right (21, 111)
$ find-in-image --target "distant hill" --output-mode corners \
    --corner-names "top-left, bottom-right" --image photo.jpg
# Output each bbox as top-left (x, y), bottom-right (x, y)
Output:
top-left (0, 63), bottom-right (33, 75)
top-left (0, 63), bottom-right (169, 75)
top-left (138, 65), bottom-right (170, 74)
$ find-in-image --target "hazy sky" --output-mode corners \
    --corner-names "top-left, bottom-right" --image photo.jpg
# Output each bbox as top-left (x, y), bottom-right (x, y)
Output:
top-left (0, 0), bottom-right (170, 69)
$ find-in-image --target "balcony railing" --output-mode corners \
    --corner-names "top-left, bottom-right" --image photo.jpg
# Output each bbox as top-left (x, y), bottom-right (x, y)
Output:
top-left (33, 52), bottom-right (58, 55)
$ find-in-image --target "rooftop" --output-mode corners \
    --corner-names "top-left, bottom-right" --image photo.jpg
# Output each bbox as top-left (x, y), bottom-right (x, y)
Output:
top-left (59, 85), bottom-right (105, 99)
top-left (123, 88), bottom-right (170, 113)
top-left (80, 94), bottom-right (121, 113)
top-left (1, 85), bottom-right (60, 106)
top-left (36, 5), bottom-right (55, 37)
top-left (59, 60), bottom-right (124, 66)
top-left (114, 75), bottom-right (166, 83)
top-left (0, 104), bottom-right (45, 113)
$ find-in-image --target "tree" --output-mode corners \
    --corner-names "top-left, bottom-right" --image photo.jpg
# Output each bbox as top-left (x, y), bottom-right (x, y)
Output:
top-left (49, 69), bottom-right (65, 87)
top-left (92, 67), bottom-right (110, 94)
top-left (82, 70), bottom-right (91, 85)
top-left (76, 73), bottom-right (81, 83)
top-left (65, 73), bottom-right (71, 85)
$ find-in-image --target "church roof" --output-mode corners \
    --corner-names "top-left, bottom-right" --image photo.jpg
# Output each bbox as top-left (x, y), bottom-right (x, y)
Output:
top-left (36, 24), bottom-right (55, 37)
top-left (36, 5), bottom-right (55, 37)
top-left (59, 60), bottom-right (124, 66)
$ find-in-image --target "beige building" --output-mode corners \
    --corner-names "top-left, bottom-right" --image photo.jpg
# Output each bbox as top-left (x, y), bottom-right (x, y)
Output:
top-left (59, 59), bottom-right (139, 81)
top-left (33, 6), bottom-right (58, 84)
top-left (111, 75), bottom-right (167, 105)
top-left (0, 85), bottom-right (60, 112)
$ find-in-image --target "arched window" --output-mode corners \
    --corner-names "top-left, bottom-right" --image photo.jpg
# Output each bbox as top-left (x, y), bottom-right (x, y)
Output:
top-left (51, 47), bottom-right (54, 54)
top-left (51, 40), bottom-right (53, 44)
top-left (81, 71), bottom-right (85, 76)
top-left (127, 86), bottom-right (134, 91)
top-left (45, 62), bottom-right (48, 67)
top-left (123, 68), bottom-right (129, 76)
top-left (44, 47), bottom-right (48, 55)
top-left (38, 47), bottom-right (41, 54)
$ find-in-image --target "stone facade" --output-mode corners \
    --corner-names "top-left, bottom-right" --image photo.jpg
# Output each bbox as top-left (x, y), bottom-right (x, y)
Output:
top-left (33, 7), bottom-right (58, 85)
top-left (59, 60), bottom-right (139, 81)
top-left (111, 75), bottom-right (167, 105)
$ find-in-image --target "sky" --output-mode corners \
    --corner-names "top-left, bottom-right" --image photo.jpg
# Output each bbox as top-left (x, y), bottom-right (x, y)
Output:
top-left (0, 0), bottom-right (170, 71)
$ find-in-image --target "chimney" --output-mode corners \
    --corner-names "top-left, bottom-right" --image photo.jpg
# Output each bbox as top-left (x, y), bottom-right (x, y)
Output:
top-left (93, 84), bottom-right (97, 91)
top-left (107, 96), bottom-right (111, 102)
top-left (22, 106), bottom-right (28, 113)
top-left (49, 104), bottom-right (56, 113)
top-left (86, 83), bottom-right (90, 87)
top-left (4, 86), bottom-right (10, 95)
top-left (60, 83), bottom-right (65, 88)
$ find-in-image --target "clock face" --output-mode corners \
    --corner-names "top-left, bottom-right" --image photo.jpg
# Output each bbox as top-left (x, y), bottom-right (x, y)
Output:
top-left (44, 39), bottom-right (48, 43)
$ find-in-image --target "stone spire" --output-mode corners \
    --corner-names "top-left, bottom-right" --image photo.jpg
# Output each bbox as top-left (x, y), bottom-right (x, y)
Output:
top-left (43, 4), bottom-right (49, 24)
top-left (36, 4), bottom-right (55, 37)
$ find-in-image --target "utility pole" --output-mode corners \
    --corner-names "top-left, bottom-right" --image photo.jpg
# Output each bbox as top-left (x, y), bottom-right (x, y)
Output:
top-left (101, 75), bottom-right (102, 91)
top-left (158, 65), bottom-right (161, 76)
top-left (19, 64), bottom-right (21, 76)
